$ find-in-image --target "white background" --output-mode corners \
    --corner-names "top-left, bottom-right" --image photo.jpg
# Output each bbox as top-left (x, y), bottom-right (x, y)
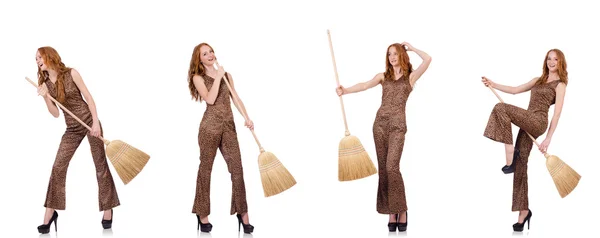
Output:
top-left (1, 0), bottom-right (598, 237)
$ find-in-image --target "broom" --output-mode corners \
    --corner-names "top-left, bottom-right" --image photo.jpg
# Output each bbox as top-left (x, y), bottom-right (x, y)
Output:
top-left (486, 83), bottom-right (580, 198)
top-left (26, 76), bottom-right (150, 185)
top-left (327, 29), bottom-right (377, 181)
top-left (214, 64), bottom-right (297, 197)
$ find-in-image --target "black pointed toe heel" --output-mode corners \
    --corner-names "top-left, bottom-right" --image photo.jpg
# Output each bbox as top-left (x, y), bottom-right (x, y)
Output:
top-left (397, 212), bottom-right (408, 232)
top-left (101, 209), bottom-right (113, 229)
top-left (388, 214), bottom-right (398, 232)
top-left (513, 209), bottom-right (532, 232)
top-left (236, 213), bottom-right (254, 234)
top-left (196, 215), bottom-right (213, 232)
top-left (502, 148), bottom-right (520, 174)
top-left (502, 164), bottom-right (515, 174)
top-left (37, 210), bottom-right (58, 234)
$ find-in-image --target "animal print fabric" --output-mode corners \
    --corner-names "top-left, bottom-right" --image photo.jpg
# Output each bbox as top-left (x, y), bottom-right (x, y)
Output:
top-left (192, 74), bottom-right (248, 217)
top-left (43, 70), bottom-right (120, 211)
top-left (374, 76), bottom-right (412, 214)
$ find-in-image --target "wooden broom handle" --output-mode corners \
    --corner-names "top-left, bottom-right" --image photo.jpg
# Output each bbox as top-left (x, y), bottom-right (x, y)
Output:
top-left (327, 29), bottom-right (351, 136)
top-left (25, 77), bottom-right (110, 145)
top-left (212, 66), bottom-right (265, 153)
top-left (486, 85), bottom-right (549, 156)
top-left (222, 77), bottom-right (265, 153)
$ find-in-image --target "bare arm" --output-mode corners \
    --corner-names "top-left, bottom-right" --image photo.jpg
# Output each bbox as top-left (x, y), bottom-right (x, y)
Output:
top-left (546, 82), bottom-right (566, 139)
top-left (70, 69), bottom-right (100, 124)
top-left (193, 73), bottom-right (223, 105)
top-left (484, 77), bottom-right (538, 95)
top-left (40, 83), bottom-right (60, 118)
top-left (339, 73), bottom-right (383, 95)
top-left (226, 73), bottom-right (250, 120)
top-left (406, 45), bottom-right (432, 87)
top-left (539, 82), bottom-right (566, 153)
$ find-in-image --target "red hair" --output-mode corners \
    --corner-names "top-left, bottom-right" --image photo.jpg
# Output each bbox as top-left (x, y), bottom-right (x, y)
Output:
top-left (536, 49), bottom-right (568, 85)
top-left (187, 43), bottom-right (213, 101)
top-left (37, 46), bottom-right (71, 104)
top-left (383, 43), bottom-right (412, 81)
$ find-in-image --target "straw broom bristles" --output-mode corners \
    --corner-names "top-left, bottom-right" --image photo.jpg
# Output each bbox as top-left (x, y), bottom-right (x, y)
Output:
top-left (545, 154), bottom-right (581, 198)
top-left (258, 150), bottom-right (297, 197)
top-left (105, 140), bottom-right (150, 185)
top-left (338, 134), bottom-right (377, 181)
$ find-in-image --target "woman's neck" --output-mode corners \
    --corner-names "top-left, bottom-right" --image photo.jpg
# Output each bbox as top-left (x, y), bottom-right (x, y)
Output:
top-left (393, 66), bottom-right (402, 77)
top-left (204, 64), bottom-right (216, 74)
top-left (547, 72), bottom-right (560, 82)
top-left (47, 69), bottom-right (58, 81)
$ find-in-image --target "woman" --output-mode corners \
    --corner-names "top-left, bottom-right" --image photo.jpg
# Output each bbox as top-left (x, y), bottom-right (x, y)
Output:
top-left (336, 42), bottom-right (431, 232)
top-left (187, 43), bottom-right (255, 234)
top-left (34, 46), bottom-right (119, 234)
top-left (482, 49), bottom-right (568, 231)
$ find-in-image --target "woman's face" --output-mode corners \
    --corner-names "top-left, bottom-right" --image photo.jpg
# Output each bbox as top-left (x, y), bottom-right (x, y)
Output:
top-left (388, 46), bottom-right (400, 67)
top-left (200, 45), bottom-right (216, 67)
top-left (36, 51), bottom-right (48, 71)
top-left (546, 50), bottom-right (559, 73)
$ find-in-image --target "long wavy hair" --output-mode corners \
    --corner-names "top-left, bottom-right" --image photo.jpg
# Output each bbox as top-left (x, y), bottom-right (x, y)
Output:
top-left (37, 46), bottom-right (71, 103)
top-left (187, 43), bottom-right (214, 102)
top-left (536, 49), bottom-right (568, 85)
top-left (383, 43), bottom-right (412, 81)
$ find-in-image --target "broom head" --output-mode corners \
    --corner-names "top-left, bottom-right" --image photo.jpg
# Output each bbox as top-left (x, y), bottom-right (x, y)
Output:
top-left (259, 150), bottom-right (297, 197)
top-left (545, 154), bottom-right (581, 198)
top-left (105, 140), bottom-right (151, 185)
top-left (338, 135), bottom-right (377, 181)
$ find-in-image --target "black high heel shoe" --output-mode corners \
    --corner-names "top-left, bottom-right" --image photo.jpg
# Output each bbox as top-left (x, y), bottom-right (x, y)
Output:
top-left (388, 214), bottom-right (398, 232)
top-left (236, 213), bottom-right (254, 234)
top-left (37, 210), bottom-right (58, 234)
top-left (513, 209), bottom-right (532, 232)
top-left (397, 212), bottom-right (408, 232)
top-left (196, 215), bottom-right (213, 232)
top-left (502, 148), bottom-right (520, 174)
top-left (101, 209), bottom-right (113, 229)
